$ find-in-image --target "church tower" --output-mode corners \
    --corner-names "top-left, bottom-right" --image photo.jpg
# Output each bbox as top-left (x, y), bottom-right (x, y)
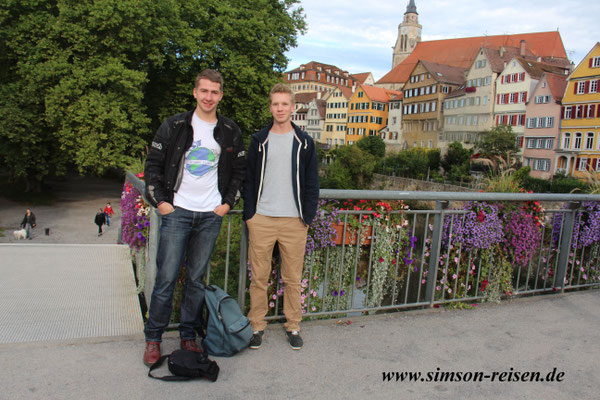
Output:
top-left (392, 0), bottom-right (422, 68)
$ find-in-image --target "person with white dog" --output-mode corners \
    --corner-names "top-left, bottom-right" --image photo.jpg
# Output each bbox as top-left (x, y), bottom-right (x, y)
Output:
top-left (20, 209), bottom-right (36, 240)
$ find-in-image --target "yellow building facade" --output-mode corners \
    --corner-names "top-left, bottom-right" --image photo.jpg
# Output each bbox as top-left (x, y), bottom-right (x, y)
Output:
top-left (346, 85), bottom-right (402, 145)
top-left (557, 43), bottom-right (600, 178)
top-left (322, 87), bottom-right (353, 148)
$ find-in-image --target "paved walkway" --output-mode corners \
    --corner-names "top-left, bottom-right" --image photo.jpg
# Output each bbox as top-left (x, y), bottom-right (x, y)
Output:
top-left (0, 243), bottom-right (143, 344)
top-left (0, 290), bottom-right (598, 400)
top-left (1, 176), bottom-right (599, 399)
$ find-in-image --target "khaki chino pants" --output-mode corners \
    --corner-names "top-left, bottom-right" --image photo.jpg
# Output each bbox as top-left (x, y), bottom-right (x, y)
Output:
top-left (246, 213), bottom-right (308, 332)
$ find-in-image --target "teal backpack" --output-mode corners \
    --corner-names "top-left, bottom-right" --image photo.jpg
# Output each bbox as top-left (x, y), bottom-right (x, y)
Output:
top-left (200, 285), bottom-right (252, 357)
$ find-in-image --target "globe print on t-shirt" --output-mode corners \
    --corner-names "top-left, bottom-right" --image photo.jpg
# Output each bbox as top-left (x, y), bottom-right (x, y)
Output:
top-left (185, 140), bottom-right (218, 178)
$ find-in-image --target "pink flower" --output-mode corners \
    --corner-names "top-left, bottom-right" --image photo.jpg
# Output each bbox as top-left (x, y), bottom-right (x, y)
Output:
top-left (269, 302), bottom-right (275, 308)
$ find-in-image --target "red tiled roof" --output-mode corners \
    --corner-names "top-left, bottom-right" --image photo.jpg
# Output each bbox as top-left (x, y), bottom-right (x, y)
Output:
top-left (545, 72), bottom-right (568, 102)
top-left (294, 91), bottom-right (327, 105)
top-left (315, 99), bottom-right (327, 118)
top-left (338, 86), bottom-right (354, 99)
top-left (446, 86), bottom-right (466, 99)
top-left (350, 72), bottom-right (372, 84)
top-left (420, 61), bottom-right (467, 85)
top-left (517, 57), bottom-right (569, 80)
top-left (377, 31), bottom-right (568, 84)
top-left (360, 85), bottom-right (403, 102)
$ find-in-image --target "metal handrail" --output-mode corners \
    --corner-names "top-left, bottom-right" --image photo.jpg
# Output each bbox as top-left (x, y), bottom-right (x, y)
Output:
top-left (124, 171), bottom-right (600, 321)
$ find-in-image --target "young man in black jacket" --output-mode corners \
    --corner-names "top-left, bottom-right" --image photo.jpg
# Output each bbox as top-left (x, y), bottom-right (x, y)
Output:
top-left (243, 83), bottom-right (319, 350)
top-left (142, 69), bottom-right (245, 365)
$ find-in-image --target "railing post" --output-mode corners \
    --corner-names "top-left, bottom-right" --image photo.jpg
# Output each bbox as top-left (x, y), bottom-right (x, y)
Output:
top-left (144, 207), bottom-right (161, 308)
top-left (425, 200), bottom-right (450, 306)
top-left (238, 221), bottom-right (249, 309)
top-left (555, 201), bottom-right (580, 292)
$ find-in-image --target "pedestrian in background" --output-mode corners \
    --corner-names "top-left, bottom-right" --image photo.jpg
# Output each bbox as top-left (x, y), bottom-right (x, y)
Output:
top-left (104, 202), bottom-right (114, 226)
top-left (21, 209), bottom-right (36, 240)
top-left (94, 208), bottom-right (106, 236)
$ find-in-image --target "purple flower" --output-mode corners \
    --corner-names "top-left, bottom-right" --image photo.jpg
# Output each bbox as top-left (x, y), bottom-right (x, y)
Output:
top-left (340, 290), bottom-right (345, 296)
top-left (332, 290), bottom-right (338, 296)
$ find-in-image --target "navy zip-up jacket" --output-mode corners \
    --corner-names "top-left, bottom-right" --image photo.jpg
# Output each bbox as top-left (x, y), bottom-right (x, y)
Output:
top-left (243, 122), bottom-right (319, 225)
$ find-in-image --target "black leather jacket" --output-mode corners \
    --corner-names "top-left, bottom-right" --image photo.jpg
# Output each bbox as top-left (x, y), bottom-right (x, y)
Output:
top-left (144, 110), bottom-right (245, 209)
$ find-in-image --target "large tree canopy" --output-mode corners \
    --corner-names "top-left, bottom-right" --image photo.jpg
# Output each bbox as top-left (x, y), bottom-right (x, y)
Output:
top-left (0, 0), bottom-right (305, 189)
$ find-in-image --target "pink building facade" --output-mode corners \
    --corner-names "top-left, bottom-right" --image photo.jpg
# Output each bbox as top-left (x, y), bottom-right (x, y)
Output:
top-left (522, 73), bottom-right (567, 179)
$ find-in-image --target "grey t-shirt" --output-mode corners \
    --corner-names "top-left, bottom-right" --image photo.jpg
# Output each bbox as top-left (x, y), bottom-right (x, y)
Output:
top-left (256, 130), bottom-right (299, 218)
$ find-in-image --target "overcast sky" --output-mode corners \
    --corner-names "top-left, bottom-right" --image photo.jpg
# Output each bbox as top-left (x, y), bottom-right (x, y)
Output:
top-left (285, 0), bottom-right (599, 81)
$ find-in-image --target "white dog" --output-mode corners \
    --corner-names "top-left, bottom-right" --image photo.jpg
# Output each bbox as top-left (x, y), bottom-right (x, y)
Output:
top-left (13, 229), bottom-right (27, 240)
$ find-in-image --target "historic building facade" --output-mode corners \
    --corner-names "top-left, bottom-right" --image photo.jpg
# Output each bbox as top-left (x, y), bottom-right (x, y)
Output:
top-left (557, 43), bottom-right (600, 178)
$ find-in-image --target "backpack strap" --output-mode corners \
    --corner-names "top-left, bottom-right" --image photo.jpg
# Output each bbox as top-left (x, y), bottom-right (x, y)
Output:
top-left (147, 355), bottom-right (190, 381)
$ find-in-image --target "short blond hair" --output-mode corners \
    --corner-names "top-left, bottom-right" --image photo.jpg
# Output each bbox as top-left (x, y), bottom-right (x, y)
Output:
top-left (270, 83), bottom-right (295, 104)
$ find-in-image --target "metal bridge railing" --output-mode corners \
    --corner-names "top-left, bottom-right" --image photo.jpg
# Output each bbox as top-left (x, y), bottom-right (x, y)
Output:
top-left (125, 171), bottom-right (600, 322)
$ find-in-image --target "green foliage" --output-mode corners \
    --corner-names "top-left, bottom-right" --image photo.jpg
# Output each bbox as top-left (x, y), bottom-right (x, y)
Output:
top-left (476, 125), bottom-right (519, 159)
top-left (441, 142), bottom-right (473, 180)
top-left (550, 173), bottom-right (588, 193)
top-left (379, 147), bottom-right (439, 179)
top-left (482, 170), bottom-right (521, 193)
top-left (322, 145), bottom-right (376, 189)
top-left (427, 148), bottom-right (441, 172)
top-left (0, 0), bottom-right (306, 188)
top-left (512, 166), bottom-right (531, 187)
top-left (356, 135), bottom-right (386, 158)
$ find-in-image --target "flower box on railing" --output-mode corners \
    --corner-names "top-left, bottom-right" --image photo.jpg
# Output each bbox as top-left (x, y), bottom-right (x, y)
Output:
top-left (331, 222), bottom-right (372, 245)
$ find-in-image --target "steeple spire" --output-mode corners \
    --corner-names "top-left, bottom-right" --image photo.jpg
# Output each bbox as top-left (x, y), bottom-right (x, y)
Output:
top-left (405, 0), bottom-right (418, 15)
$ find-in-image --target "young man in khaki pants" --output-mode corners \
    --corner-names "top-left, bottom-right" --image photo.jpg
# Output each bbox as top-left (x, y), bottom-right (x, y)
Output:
top-left (243, 83), bottom-right (319, 350)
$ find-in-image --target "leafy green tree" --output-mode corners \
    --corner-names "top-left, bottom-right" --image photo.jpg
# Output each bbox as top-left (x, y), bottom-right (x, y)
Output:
top-left (0, 0), bottom-right (306, 190)
top-left (357, 135), bottom-right (385, 158)
top-left (380, 147), bottom-right (438, 179)
top-left (322, 145), bottom-right (376, 189)
top-left (441, 141), bottom-right (472, 175)
top-left (476, 125), bottom-right (519, 159)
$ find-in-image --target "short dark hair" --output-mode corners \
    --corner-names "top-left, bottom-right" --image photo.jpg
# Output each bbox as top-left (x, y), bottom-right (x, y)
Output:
top-left (270, 83), bottom-right (295, 104)
top-left (195, 69), bottom-right (224, 91)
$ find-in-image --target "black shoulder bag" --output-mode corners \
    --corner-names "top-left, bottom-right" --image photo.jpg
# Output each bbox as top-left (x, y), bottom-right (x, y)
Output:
top-left (148, 349), bottom-right (219, 382)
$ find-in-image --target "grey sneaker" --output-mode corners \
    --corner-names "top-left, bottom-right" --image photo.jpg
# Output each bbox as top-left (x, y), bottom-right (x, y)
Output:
top-left (249, 331), bottom-right (264, 349)
top-left (286, 330), bottom-right (303, 350)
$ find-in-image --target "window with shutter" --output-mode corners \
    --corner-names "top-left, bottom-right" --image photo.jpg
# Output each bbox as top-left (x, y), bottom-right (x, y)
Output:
top-left (564, 106), bottom-right (572, 119)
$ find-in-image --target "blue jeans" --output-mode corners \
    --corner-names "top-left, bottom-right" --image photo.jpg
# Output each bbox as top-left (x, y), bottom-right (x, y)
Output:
top-left (144, 207), bottom-right (223, 342)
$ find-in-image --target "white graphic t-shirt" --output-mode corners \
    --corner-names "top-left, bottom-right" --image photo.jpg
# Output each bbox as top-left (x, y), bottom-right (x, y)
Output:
top-left (173, 113), bottom-right (221, 211)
